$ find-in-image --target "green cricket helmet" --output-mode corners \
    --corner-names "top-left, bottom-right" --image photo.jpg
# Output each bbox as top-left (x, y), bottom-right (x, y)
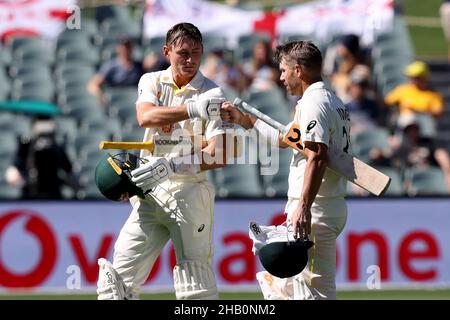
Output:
top-left (258, 238), bottom-right (314, 278)
top-left (94, 153), bottom-right (146, 201)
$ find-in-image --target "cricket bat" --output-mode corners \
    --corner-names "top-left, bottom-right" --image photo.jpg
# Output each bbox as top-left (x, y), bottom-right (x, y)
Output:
top-left (99, 134), bottom-right (243, 157)
top-left (233, 98), bottom-right (391, 196)
top-left (99, 135), bottom-right (194, 154)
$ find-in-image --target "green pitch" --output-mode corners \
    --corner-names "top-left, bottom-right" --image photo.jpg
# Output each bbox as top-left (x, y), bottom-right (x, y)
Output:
top-left (0, 289), bottom-right (449, 300)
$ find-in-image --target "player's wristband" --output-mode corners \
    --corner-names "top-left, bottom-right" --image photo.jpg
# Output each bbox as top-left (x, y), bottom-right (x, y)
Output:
top-left (253, 119), bottom-right (280, 146)
top-left (170, 154), bottom-right (201, 174)
top-left (186, 100), bottom-right (198, 119)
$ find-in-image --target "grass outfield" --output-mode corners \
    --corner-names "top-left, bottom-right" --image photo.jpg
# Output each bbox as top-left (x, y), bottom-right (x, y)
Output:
top-left (0, 289), bottom-right (449, 300)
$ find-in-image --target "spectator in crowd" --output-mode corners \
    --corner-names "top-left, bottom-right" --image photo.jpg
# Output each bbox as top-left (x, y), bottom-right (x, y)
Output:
top-left (242, 40), bottom-right (280, 92)
top-left (88, 35), bottom-right (144, 105)
top-left (384, 61), bottom-right (444, 131)
top-left (5, 118), bottom-right (78, 199)
top-left (363, 114), bottom-right (450, 192)
top-left (324, 34), bottom-right (371, 103)
top-left (440, 0), bottom-right (450, 61)
top-left (201, 49), bottom-right (248, 95)
top-left (201, 49), bottom-right (231, 89)
top-left (345, 65), bottom-right (384, 135)
top-left (143, 50), bottom-right (170, 73)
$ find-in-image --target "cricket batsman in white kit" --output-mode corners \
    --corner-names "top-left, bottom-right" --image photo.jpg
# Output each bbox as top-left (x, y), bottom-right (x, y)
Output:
top-left (222, 40), bottom-right (350, 299)
top-left (96, 23), bottom-right (232, 300)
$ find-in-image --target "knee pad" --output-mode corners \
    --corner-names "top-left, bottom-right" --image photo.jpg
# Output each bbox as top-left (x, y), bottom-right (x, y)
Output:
top-left (173, 261), bottom-right (219, 300)
top-left (97, 258), bottom-right (133, 300)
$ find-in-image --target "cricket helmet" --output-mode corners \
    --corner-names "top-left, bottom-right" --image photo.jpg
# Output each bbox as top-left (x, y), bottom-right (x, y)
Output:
top-left (94, 153), bottom-right (145, 201)
top-left (258, 238), bottom-right (314, 278)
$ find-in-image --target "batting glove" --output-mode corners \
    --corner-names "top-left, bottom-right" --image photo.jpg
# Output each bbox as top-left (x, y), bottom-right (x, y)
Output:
top-left (131, 157), bottom-right (173, 192)
top-left (186, 97), bottom-right (224, 121)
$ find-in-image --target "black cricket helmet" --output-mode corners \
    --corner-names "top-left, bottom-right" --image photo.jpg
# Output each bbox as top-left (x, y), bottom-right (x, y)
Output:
top-left (94, 153), bottom-right (145, 201)
top-left (258, 238), bottom-right (314, 278)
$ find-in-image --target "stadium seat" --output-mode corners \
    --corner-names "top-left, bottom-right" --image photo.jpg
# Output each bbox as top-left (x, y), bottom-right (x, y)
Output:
top-left (100, 43), bottom-right (144, 63)
top-left (142, 36), bottom-right (166, 56)
top-left (351, 128), bottom-right (390, 162)
top-left (236, 32), bottom-right (271, 62)
top-left (55, 117), bottom-right (78, 144)
top-left (9, 64), bottom-right (52, 79)
top-left (11, 80), bottom-right (55, 102)
top-left (74, 132), bottom-right (109, 159)
top-left (100, 19), bottom-right (141, 40)
top-left (95, 5), bottom-right (131, 24)
top-left (56, 47), bottom-right (100, 67)
top-left (261, 147), bottom-right (291, 197)
top-left (215, 164), bottom-right (264, 198)
top-left (414, 113), bottom-right (437, 138)
top-left (104, 87), bottom-right (137, 106)
top-left (9, 115), bottom-right (32, 139)
top-left (0, 183), bottom-right (21, 200)
top-left (203, 33), bottom-right (228, 53)
top-left (8, 36), bottom-right (44, 53)
top-left (79, 117), bottom-right (122, 138)
top-left (247, 87), bottom-right (292, 124)
top-left (65, 104), bottom-right (104, 124)
top-left (56, 30), bottom-right (92, 52)
top-left (13, 47), bottom-right (53, 65)
top-left (0, 133), bottom-right (18, 159)
top-left (109, 102), bottom-right (137, 125)
top-left (0, 46), bottom-right (12, 65)
top-left (375, 166), bottom-right (404, 196)
top-left (405, 166), bottom-right (449, 196)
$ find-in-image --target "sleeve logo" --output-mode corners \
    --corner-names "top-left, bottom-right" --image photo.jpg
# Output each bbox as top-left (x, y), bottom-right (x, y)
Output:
top-left (306, 120), bottom-right (317, 132)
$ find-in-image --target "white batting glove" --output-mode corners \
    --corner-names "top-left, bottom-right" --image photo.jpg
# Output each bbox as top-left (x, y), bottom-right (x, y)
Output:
top-left (186, 97), bottom-right (224, 121)
top-left (131, 157), bottom-right (173, 192)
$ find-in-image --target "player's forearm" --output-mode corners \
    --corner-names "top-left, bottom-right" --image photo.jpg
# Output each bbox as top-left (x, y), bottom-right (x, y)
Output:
top-left (299, 154), bottom-right (328, 208)
top-left (239, 114), bottom-right (257, 130)
top-left (199, 135), bottom-right (227, 170)
top-left (137, 104), bottom-right (189, 127)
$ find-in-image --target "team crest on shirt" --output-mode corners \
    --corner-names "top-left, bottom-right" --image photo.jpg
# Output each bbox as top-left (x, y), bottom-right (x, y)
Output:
top-left (161, 124), bottom-right (173, 133)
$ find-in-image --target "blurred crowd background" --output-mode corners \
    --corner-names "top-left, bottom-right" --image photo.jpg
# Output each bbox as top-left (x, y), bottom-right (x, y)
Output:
top-left (1, 0), bottom-right (450, 200)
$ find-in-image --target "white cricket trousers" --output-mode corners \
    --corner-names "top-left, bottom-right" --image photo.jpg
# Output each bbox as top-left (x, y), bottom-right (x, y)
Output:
top-left (285, 197), bottom-right (347, 300)
top-left (112, 177), bottom-right (216, 297)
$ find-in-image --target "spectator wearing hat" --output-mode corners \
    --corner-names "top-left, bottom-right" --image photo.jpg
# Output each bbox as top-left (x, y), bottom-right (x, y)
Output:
top-left (324, 34), bottom-right (371, 103)
top-left (88, 35), bottom-right (145, 106)
top-left (345, 65), bottom-right (383, 135)
top-left (384, 61), bottom-right (444, 132)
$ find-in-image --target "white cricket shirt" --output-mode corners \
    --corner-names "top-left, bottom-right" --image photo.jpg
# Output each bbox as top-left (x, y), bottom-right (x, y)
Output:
top-left (287, 81), bottom-right (351, 199)
top-left (135, 67), bottom-right (227, 179)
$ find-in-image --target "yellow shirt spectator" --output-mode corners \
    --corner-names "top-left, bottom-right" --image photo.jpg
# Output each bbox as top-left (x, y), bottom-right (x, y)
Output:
top-left (385, 61), bottom-right (444, 118)
top-left (385, 83), bottom-right (444, 117)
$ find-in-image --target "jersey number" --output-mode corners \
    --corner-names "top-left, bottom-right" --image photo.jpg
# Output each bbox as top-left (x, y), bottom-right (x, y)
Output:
top-left (342, 127), bottom-right (350, 153)
top-left (287, 127), bottom-right (303, 150)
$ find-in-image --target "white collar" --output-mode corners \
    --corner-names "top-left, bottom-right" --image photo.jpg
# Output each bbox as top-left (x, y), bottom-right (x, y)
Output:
top-left (160, 67), bottom-right (204, 91)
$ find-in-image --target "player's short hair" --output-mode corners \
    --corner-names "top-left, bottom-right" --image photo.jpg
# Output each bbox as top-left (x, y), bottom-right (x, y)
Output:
top-left (275, 40), bottom-right (322, 74)
top-left (166, 22), bottom-right (203, 48)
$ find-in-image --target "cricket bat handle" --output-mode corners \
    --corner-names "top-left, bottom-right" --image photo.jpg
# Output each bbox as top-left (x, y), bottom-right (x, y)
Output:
top-left (233, 98), bottom-right (288, 135)
top-left (99, 141), bottom-right (155, 151)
